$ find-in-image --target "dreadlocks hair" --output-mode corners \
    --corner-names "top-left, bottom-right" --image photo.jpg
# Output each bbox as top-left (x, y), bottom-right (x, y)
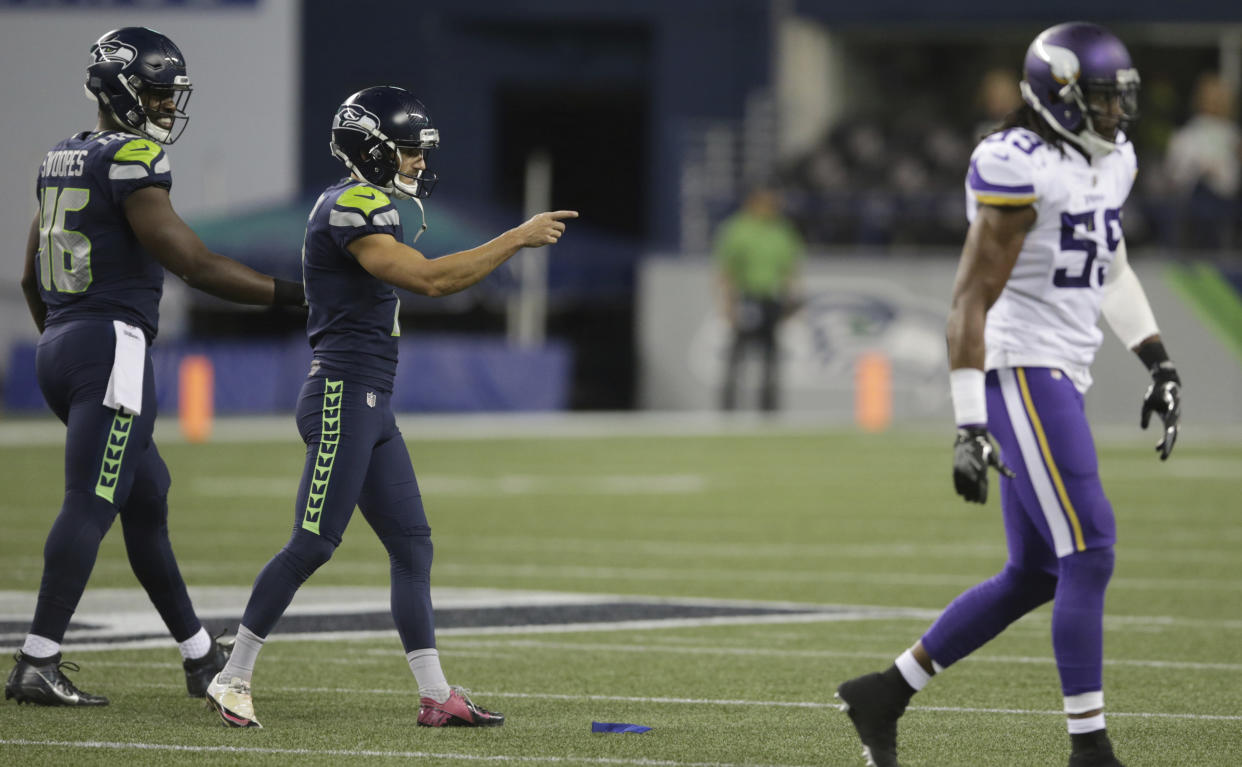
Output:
top-left (986, 102), bottom-right (1070, 156)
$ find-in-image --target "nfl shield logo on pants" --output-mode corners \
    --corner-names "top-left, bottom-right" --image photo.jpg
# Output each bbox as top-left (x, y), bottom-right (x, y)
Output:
top-left (366, 392), bottom-right (376, 408)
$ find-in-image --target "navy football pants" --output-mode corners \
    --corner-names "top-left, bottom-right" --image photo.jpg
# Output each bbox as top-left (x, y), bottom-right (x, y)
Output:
top-left (31, 320), bottom-right (201, 644)
top-left (240, 377), bottom-right (436, 651)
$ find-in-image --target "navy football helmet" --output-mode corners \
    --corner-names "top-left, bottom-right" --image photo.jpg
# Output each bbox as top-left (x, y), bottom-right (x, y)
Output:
top-left (1019, 22), bottom-right (1139, 159)
top-left (85, 27), bottom-right (192, 145)
top-left (329, 86), bottom-right (440, 199)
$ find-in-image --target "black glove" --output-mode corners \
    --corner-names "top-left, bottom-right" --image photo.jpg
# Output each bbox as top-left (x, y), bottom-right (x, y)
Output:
top-left (1140, 365), bottom-right (1181, 460)
top-left (953, 425), bottom-right (1015, 504)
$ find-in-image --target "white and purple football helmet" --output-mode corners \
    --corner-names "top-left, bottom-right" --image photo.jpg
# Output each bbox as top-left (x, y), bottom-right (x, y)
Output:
top-left (1019, 22), bottom-right (1139, 159)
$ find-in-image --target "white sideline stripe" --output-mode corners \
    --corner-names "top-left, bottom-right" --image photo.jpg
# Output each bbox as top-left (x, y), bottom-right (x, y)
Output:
top-left (914, 705), bottom-right (1242, 721)
top-left (428, 562), bottom-right (1242, 593)
top-left (440, 639), bottom-right (1242, 673)
top-left (0, 739), bottom-right (806, 767)
top-left (1, 610), bottom-right (941, 653)
top-left (15, 552), bottom-right (1242, 591)
top-left (140, 685), bottom-right (1242, 723)
top-left (66, 633), bottom-right (1242, 674)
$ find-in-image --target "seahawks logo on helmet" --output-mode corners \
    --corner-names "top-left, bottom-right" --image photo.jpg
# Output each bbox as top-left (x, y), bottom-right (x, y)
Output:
top-left (91, 40), bottom-right (137, 65)
top-left (334, 104), bottom-right (381, 135)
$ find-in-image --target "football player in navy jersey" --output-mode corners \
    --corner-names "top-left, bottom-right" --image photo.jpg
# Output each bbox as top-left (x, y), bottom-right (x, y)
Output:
top-left (6, 27), bottom-right (305, 708)
top-left (835, 23), bottom-right (1180, 767)
top-left (205, 85), bottom-right (575, 729)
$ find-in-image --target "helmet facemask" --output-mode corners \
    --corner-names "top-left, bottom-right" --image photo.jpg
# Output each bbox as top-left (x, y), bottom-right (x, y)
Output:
top-left (127, 81), bottom-right (192, 144)
top-left (1078, 71), bottom-right (1140, 143)
top-left (371, 142), bottom-right (439, 200)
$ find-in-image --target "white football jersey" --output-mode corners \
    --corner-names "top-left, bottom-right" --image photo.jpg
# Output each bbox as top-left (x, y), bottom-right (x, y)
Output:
top-left (965, 127), bottom-right (1137, 392)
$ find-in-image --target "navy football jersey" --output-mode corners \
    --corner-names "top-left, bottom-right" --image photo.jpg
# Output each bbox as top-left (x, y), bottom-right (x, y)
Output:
top-left (34, 130), bottom-right (172, 340)
top-left (301, 180), bottom-right (405, 391)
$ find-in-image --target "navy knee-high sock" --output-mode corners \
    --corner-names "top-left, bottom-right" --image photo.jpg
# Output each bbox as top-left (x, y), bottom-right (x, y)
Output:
top-left (921, 564), bottom-right (1058, 668)
top-left (1053, 547), bottom-right (1115, 696)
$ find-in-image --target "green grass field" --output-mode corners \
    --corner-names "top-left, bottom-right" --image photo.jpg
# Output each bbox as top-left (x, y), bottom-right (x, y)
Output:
top-left (1, 420), bottom-right (1239, 766)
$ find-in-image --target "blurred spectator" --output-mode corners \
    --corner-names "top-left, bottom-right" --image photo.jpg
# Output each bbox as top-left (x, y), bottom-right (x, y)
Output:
top-left (778, 49), bottom-right (1233, 251)
top-left (780, 113), bottom-right (970, 247)
top-left (1164, 72), bottom-right (1242, 249)
top-left (972, 68), bottom-right (1023, 139)
top-left (715, 187), bottom-right (804, 412)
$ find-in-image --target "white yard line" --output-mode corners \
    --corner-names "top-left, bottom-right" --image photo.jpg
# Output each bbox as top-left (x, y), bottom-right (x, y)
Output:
top-left (427, 562), bottom-right (1242, 593)
top-left (0, 739), bottom-right (810, 767)
top-left (441, 535), bottom-right (1242, 567)
top-left (24, 628), bottom-right (1242, 674)
top-left (98, 683), bottom-right (1242, 723)
top-left (440, 638), bottom-right (1242, 673)
top-left (0, 612), bottom-right (940, 653)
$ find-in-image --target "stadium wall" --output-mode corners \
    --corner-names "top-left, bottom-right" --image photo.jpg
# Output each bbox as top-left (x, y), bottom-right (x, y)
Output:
top-left (0, 3), bottom-right (300, 374)
top-left (3, 336), bottom-right (571, 415)
top-left (638, 253), bottom-right (1242, 427)
top-left (298, 0), bottom-right (774, 249)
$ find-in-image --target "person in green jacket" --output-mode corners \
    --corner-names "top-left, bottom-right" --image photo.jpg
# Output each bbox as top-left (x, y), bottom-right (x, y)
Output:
top-left (714, 186), bottom-right (805, 411)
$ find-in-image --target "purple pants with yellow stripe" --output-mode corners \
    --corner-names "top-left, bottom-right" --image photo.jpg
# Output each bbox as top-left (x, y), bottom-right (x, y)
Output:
top-left (922, 367), bottom-right (1116, 699)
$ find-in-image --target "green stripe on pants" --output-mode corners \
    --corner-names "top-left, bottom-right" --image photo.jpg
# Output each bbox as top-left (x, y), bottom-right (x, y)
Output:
top-left (94, 411), bottom-right (134, 504)
top-left (303, 379), bottom-right (343, 535)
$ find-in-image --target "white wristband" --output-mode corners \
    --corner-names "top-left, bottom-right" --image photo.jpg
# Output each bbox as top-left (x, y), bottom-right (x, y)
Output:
top-left (950, 368), bottom-right (987, 426)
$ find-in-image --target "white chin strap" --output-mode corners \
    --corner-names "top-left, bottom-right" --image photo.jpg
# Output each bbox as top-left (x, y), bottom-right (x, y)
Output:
top-left (409, 197), bottom-right (428, 244)
top-left (386, 179), bottom-right (430, 244)
top-left (1019, 80), bottom-right (1118, 160)
top-left (336, 154), bottom-right (429, 244)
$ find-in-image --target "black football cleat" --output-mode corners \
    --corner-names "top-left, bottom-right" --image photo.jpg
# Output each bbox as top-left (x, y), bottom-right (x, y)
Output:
top-left (1068, 730), bottom-right (1126, 767)
top-left (836, 671), bottom-right (911, 767)
top-left (4, 652), bottom-right (109, 706)
top-left (184, 632), bottom-right (233, 698)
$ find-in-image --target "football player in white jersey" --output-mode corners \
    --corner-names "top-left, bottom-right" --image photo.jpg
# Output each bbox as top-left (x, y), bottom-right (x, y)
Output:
top-left (835, 22), bottom-right (1181, 767)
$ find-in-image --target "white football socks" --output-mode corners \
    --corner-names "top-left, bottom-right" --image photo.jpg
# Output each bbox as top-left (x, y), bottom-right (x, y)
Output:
top-left (407, 648), bottom-right (450, 702)
top-left (219, 624), bottom-right (266, 684)
top-left (1065, 691), bottom-right (1106, 734)
top-left (895, 648), bottom-right (932, 692)
top-left (1067, 713), bottom-right (1106, 734)
top-left (21, 634), bottom-right (60, 659)
top-left (179, 627), bottom-right (211, 660)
